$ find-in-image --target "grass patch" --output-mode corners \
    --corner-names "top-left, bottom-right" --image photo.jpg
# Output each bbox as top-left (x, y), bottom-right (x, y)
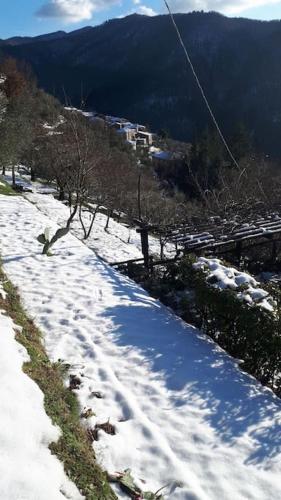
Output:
top-left (0, 179), bottom-right (17, 196)
top-left (0, 266), bottom-right (117, 500)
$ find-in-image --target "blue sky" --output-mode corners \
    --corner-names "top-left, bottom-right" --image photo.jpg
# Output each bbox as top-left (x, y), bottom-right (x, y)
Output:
top-left (1, 1), bottom-right (281, 39)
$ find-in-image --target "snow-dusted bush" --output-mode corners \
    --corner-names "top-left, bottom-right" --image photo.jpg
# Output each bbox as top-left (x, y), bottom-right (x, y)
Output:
top-left (177, 256), bottom-right (281, 394)
top-left (193, 257), bottom-right (276, 313)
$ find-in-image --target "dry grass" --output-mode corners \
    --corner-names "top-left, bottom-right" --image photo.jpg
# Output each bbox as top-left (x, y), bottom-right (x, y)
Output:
top-left (0, 179), bottom-right (17, 196)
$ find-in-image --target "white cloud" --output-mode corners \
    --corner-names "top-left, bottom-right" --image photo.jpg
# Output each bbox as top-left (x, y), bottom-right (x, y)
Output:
top-left (36, 0), bottom-right (277, 25)
top-left (136, 4), bottom-right (157, 15)
top-left (36, 0), bottom-right (120, 22)
top-left (169, 0), bottom-right (281, 15)
top-left (118, 2), bottom-right (157, 17)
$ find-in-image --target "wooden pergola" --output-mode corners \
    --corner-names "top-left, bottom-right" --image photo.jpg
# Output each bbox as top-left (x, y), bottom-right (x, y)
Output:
top-left (166, 212), bottom-right (281, 262)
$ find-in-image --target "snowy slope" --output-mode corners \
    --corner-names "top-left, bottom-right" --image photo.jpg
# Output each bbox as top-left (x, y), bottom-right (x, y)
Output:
top-left (4, 169), bottom-right (176, 261)
top-left (25, 191), bottom-right (176, 262)
top-left (0, 194), bottom-right (281, 500)
top-left (0, 309), bottom-right (83, 500)
top-left (26, 191), bottom-right (143, 262)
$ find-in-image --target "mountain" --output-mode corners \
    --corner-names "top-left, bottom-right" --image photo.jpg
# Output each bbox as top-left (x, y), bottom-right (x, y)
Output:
top-left (0, 31), bottom-right (68, 47)
top-left (1, 12), bottom-right (281, 155)
top-left (0, 26), bottom-right (95, 47)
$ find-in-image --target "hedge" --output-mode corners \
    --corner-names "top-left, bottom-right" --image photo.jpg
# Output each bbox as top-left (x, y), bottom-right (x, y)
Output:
top-left (176, 256), bottom-right (281, 395)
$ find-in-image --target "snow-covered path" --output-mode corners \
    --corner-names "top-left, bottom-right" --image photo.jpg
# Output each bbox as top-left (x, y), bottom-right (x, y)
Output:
top-left (0, 310), bottom-right (82, 500)
top-left (0, 195), bottom-right (281, 499)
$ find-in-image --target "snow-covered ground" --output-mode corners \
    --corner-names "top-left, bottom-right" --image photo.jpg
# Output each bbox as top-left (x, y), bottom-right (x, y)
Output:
top-left (25, 191), bottom-right (175, 262)
top-left (0, 306), bottom-right (82, 500)
top-left (4, 169), bottom-right (176, 262)
top-left (0, 194), bottom-right (281, 499)
top-left (27, 191), bottom-right (143, 262)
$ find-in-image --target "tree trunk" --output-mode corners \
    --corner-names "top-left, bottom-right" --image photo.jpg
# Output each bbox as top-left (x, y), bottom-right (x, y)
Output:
top-left (78, 204), bottom-right (87, 239)
top-left (160, 240), bottom-right (164, 260)
top-left (58, 187), bottom-right (65, 201)
top-left (79, 204), bottom-right (99, 240)
top-left (138, 173), bottom-right (142, 220)
top-left (2, 166), bottom-right (6, 176)
top-left (30, 167), bottom-right (36, 182)
top-left (105, 210), bottom-right (112, 231)
top-left (85, 215), bottom-right (96, 240)
top-left (66, 202), bottom-right (78, 228)
top-left (12, 166), bottom-right (16, 187)
top-left (85, 206), bottom-right (99, 240)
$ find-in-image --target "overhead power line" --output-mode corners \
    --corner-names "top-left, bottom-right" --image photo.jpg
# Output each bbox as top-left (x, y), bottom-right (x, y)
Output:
top-left (163, 0), bottom-right (241, 170)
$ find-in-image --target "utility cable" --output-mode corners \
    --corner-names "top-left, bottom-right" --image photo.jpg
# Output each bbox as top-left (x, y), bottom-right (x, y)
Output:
top-left (163, 0), bottom-right (241, 170)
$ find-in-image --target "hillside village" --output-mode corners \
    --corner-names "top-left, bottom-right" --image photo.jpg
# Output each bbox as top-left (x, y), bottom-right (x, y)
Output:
top-left (73, 108), bottom-right (188, 164)
top-left (1, 16), bottom-right (281, 500)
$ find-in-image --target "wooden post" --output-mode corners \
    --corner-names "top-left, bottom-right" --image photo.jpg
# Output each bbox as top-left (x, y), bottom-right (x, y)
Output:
top-left (236, 241), bottom-right (242, 265)
top-left (271, 240), bottom-right (277, 264)
top-left (137, 227), bottom-right (149, 268)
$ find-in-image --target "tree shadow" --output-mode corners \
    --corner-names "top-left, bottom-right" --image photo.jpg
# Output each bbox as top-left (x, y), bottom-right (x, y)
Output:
top-left (3, 253), bottom-right (38, 263)
top-left (92, 259), bottom-right (281, 468)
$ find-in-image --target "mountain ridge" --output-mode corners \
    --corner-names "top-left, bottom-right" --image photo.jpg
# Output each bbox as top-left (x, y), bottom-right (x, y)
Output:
top-left (1, 12), bottom-right (281, 155)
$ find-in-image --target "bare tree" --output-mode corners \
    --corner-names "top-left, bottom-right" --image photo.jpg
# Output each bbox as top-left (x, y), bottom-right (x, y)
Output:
top-left (37, 110), bottom-right (110, 230)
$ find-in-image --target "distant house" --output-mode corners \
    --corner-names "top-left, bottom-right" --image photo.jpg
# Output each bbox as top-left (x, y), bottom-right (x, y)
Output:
top-left (112, 121), bottom-right (133, 131)
top-left (150, 149), bottom-right (186, 167)
top-left (76, 111), bottom-right (153, 150)
top-left (136, 130), bottom-right (153, 146)
top-left (117, 126), bottom-right (137, 142)
top-left (113, 120), bottom-right (153, 149)
top-left (151, 150), bottom-right (173, 161)
top-left (126, 139), bottom-right (137, 151)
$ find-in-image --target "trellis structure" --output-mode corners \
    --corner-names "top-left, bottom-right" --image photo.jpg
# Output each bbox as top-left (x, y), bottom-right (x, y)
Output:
top-left (166, 212), bottom-right (281, 261)
top-left (110, 211), bottom-right (281, 271)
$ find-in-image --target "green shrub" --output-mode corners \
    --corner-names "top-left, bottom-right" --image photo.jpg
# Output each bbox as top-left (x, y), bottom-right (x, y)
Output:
top-left (177, 256), bottom-right (281, 394)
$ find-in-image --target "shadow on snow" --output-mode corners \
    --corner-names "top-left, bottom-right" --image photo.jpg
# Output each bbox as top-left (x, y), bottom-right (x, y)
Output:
top-left (93, 258), bottom-right (281, 468)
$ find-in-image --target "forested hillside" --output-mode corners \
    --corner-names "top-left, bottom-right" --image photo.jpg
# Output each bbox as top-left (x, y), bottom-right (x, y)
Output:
top-left (2, 12), bottom-right (281, 155)
top-left (0, 57), bottom-right (186, 232)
